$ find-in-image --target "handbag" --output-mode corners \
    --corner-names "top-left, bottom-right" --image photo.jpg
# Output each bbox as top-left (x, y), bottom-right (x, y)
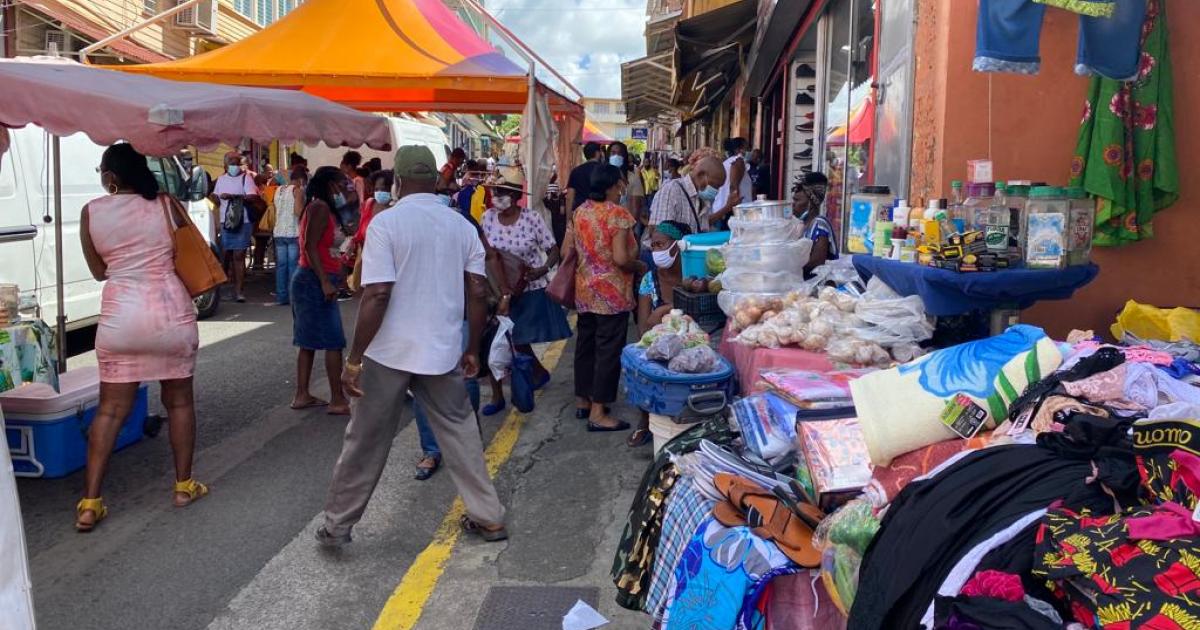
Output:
top-left (489, 249), bottom-right (529, 301)
top-left (547, 243), bottom-right (577, 308)
top-left (161, 195), bottom-right (228, 298)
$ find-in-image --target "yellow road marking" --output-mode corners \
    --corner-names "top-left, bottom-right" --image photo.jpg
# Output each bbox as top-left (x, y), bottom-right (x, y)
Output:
top-left (371, 338), bottom-right (569, 630)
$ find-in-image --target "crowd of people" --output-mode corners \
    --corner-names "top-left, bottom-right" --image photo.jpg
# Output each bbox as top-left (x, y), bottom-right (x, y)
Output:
top-left (72, 136), bottom-right (839, 546)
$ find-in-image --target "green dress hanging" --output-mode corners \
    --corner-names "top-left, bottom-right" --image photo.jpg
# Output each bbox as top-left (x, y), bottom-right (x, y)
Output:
top-left (1069, 0), bottom-right (1178, 246)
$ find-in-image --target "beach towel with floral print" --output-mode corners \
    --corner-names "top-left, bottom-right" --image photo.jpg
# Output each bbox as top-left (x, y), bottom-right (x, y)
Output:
top-left (1069, 0), bottom-right (1178, 246)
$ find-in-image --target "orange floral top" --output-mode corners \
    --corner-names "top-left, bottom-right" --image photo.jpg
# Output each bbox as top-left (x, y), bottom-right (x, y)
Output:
top-left (572, 199), bottom-right (637, 315)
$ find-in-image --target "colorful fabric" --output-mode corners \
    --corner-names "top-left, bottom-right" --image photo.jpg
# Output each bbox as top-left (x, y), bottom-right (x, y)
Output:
top-left (798, 418), bottom-right (873, 497)
top-left (482, 208), bottom-right (557, 291)
top-left (612, 418), bottom-right (736, 612)
top-left (662, 518), bottom-right (795, 629)
top-left (758, 368), bottom-right (874, 408)
top-left (647, 476), bottom-right (716, 619)
top-left (862, 436), bottom-right (989, 509)
top-left (1034, 0), bottom-right (1116, 17)
top-left (1070, 0), bottom-right (1178, 246)
top-left (850, 324), bottom-right (1063, 465)
top-left (571, 200), bottom-right (636, 315)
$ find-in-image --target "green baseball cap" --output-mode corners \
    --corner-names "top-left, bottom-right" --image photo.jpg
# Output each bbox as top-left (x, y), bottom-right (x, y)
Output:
top-left (393, 145), bottom-right (438, 182)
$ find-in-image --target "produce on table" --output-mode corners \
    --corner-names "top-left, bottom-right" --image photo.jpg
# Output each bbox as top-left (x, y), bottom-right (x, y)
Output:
top-left (705, 248), bottom-right (726, 275)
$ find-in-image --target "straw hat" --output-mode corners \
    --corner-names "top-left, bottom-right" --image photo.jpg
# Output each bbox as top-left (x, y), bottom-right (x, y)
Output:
top-left (486, 172), bottom-right (526, 195)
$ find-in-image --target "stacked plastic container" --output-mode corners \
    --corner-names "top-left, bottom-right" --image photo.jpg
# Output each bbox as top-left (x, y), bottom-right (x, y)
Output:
top-left (717, 196), bottom-right (813, 316)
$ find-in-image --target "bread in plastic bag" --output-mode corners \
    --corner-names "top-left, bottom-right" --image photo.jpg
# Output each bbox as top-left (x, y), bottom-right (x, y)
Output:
top-left (668, 345), bottom-right (721, 374)
top-left (646, 333), bottom-right (685, 362)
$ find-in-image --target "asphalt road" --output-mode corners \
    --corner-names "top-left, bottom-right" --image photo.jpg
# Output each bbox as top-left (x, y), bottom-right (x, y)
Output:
top-left (16, 270), bottom-right (650, 630)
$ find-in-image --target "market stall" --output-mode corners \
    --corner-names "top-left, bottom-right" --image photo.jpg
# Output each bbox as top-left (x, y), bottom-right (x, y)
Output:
top-left (0, 59), bottom-right (393, 628)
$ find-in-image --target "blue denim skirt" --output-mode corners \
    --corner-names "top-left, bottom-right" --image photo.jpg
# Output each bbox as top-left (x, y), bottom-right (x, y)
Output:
top-left (221, 221), bottom-right (253, 252)
top-left (509, 288), bottom-right (572, 346)
top-left (291, 267), bottom-right (346, 350)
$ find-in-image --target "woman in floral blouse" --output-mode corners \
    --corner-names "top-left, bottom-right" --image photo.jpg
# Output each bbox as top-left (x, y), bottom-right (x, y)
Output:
top-left (562, 164), bottom-right (646, 432)
top-left (479, 177), bottom-right (571, 416)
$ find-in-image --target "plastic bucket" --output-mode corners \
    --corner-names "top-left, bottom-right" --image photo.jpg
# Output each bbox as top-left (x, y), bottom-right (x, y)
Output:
top-left (649, 413), bottom-right (699, 454)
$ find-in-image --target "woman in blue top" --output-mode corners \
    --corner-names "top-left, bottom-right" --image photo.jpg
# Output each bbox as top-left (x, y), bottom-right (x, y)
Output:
top-left (792, 171), bottom-right (839, 276)
top-left (628, 220), bottom-right (691, 448)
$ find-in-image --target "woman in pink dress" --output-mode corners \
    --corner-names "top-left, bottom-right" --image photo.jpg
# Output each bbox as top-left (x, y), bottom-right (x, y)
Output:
top-left (76, 143), bottom-right (205, 532)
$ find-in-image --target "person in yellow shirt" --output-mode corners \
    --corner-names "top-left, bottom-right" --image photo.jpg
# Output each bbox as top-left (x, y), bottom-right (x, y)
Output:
top-left (642, 161), bottom-right (660, 195)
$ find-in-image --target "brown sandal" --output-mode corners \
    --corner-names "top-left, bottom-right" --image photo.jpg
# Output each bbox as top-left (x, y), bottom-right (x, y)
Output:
top-left (711, 473), bottom-right (822, 567)
top-left (459, 515), bottom-right (509, 542)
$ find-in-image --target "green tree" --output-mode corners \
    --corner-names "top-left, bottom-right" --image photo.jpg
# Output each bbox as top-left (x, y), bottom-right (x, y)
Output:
top-left (496, 114), bottom-right (522, 139)
top-left (627, 139), bottom-right (647, 156)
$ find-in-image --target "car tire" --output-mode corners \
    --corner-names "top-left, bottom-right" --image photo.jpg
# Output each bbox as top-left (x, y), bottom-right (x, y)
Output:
top-left (195, 287), bottom-right (220, 320)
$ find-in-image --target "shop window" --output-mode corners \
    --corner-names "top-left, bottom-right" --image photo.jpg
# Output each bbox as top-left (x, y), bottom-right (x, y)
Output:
top-left (819, 0), bottom-right (876, 236)
top-left (234, 0), bottom-right (253, 19)
top-left (143, 0), bottom-right (158, 14)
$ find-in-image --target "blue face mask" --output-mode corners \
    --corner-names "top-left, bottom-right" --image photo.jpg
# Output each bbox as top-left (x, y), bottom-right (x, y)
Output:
top-left (698, 185), bottom-right (719, 203)
top-left (227, 164), bottom-right (241, 177)
top-left (609, 155), bottom-right (625, 168)
top-left (374, 191), bottom-right (392, 205)
top-left (333, 192), bottom-right (347, 209)
top-left (274, 173), bottom-right (287, 186)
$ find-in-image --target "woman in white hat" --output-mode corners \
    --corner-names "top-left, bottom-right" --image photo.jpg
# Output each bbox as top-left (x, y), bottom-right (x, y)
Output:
top-left (479, 175), bottom-right (571, 416)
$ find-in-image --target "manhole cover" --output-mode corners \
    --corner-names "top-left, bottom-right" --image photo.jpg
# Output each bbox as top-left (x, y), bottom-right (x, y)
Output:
top-left (472, 585), bottom-right (600, 630)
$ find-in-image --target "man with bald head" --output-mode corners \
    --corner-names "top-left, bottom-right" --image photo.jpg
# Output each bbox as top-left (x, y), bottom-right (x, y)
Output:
top-left (643, 155), bottom-right (726, 246)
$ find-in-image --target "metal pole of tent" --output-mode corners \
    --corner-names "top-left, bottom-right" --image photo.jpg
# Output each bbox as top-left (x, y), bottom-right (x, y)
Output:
top-left (51, 135), bottom-right (66, 373)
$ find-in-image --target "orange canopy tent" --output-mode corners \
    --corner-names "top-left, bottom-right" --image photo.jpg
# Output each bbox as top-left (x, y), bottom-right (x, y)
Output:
top-left (508, 117), bottom-right (613, 144)
top-left (104, 0), bottom-right (582, 118)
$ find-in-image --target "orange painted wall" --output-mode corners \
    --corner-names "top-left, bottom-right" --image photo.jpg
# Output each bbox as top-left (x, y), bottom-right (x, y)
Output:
top-left (910, 0), bottom-right (1198, 339)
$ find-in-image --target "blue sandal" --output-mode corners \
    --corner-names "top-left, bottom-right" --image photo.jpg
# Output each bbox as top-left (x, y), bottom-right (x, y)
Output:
top-left (482, 400), bottom-right (507, 417)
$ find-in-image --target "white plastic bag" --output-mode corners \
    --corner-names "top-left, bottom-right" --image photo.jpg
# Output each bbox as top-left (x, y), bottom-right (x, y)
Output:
top-left (851, 278), bottom-right (934, 346)
top-left (487, 316), bottom-right (515, 381)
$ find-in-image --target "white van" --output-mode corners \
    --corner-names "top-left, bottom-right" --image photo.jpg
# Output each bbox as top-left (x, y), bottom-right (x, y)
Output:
top-left (300, 116), bottom-right (449, 172)
top-left (0, 126), bottom-right (220, 335)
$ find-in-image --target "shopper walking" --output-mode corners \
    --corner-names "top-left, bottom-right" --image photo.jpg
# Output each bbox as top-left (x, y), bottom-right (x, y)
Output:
top-left (478, 175), bottom-right (571, 416)
top-left (562, 164), bottom-right (645, 432)
top-left (289, 166), bottom-right (351, 416)
top-left (272, 168), bottom-right (306, 305)
top-left (318, 145), bottom-right (506, 546)
top-left (608, 141), bottom-right (646, 235)
top-left (215, 151), bottom-right (260, 303)
top-left (75, 143), bottom-right (205, 532)
top-left (710, 137), bottom-right (753, 229)
top-left (565, 141), bottom-right (605, 218)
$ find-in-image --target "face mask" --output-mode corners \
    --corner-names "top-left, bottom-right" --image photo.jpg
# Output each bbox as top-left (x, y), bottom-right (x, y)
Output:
top-left (274, 173), bottom-right (287, 186)
top-left (227, 164), bottom-right (241, 177)
top-left (333, 192), bottom-right (347, 209)
top-left (698, 185), bottom-right (719, 202)
top-left (494, 195), bottom-right (513, 211)
top-left (652, 245), bottom-right (677, 269)
top-left (609, 155), bottom-right (625, 168)
top-left (374, 191), bottom-right (392, 205)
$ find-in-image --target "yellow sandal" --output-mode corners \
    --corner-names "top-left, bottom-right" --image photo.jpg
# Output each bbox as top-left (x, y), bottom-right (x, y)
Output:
top-left (173, 478), bottom-right (209, 507)
top-left (75, 497), bottom-right (107, 533)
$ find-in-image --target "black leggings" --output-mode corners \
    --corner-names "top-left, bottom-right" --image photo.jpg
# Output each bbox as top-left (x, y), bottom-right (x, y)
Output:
top-left (574, 312), bottom-right (629, 405)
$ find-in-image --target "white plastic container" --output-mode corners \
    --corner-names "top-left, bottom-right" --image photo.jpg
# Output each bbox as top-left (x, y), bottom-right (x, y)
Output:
top-left (721, 239), bottom-right (813, 275)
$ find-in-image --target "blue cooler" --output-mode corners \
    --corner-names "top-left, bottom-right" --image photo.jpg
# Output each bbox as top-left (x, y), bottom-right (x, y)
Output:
top-left (1, 366), bottom-right (148, 478)
top-left (621, 344), bottom-right (736, 416)
top-left (680, 231), bottom-right (730, 278)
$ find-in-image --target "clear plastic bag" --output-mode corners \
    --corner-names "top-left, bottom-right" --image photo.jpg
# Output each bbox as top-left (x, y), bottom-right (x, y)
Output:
top-left (718, 291), bottom-right (788, 326)
top-left (668, 345), bottom-right (721, 374)
top-left (646, 333), bottom-right (685, 362)
top-left (487, 316), bottom-right (515, 381)
top-left (721, 239), bottom-right (813, 274)
top-left (851, 278), bottom-right (933, 346)
top-left (728, 216), bottom-right (803, 244)
top-left (717, 268), bottom-right (806, 293)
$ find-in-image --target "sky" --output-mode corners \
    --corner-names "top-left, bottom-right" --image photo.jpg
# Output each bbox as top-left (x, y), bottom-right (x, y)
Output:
top-left (486, 0), bottom-right (648, 99)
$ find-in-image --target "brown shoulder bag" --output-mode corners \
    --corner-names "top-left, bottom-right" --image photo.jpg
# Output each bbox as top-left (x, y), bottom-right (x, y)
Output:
top-left (160, 195), bottom-right (227, 298)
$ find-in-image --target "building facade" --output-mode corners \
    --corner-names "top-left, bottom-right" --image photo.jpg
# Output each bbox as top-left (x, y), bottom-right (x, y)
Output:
top-left (581, 97), bottom-right (638, 142)
top-left (0, 1), bottom-right (299, 63)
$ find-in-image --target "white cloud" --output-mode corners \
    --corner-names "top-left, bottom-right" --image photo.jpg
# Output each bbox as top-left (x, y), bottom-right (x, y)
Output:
top-left (486, 0), bottom-right (647, 98)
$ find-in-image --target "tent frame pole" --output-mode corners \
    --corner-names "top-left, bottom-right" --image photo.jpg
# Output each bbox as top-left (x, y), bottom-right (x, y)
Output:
top-left (51, 135), bottom-right (65, 373)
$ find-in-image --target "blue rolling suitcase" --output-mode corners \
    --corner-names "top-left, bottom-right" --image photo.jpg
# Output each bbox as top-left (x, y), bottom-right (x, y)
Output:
top-left (621, 344), bottom-right (736, 417)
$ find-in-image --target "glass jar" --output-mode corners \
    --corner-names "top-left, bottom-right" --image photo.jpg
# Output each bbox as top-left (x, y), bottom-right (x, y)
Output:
top-left (1005, 181), bottom-right (1032, 254)
top-left (1023, 187), bottom-right (1069, 269)
top-left (1065, 186), bottom-right (1095, 266)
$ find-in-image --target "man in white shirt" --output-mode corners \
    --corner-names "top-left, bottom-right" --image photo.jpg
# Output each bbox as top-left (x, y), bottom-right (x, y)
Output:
top-left (317, 145), bottom-right (506, 547)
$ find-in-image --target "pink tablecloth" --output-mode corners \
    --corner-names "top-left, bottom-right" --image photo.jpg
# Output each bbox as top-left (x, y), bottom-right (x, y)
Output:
top-left (719, 323), bottom-right (835, 394)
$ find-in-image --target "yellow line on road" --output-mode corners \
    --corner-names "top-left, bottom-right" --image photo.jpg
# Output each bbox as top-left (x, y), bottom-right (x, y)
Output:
top-left (371, 338), bottom-right (569, 630)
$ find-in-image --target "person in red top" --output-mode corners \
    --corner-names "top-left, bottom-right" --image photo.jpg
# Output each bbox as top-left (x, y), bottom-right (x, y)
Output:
top-left (438, 148), bottom-right (467, 195)
top-left (290, 166), bottom-right (351, 416)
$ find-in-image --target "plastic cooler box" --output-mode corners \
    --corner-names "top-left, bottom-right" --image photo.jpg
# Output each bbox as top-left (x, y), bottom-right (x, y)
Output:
top-left (1, 366), bottom-right (148, 478)
top-left (681, 231), bottom-right (730, 278)
top-left (621, 344), bottom-right (736, 416)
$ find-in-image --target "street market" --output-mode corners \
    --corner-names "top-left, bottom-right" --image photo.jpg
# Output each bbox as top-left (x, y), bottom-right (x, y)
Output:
top-left (0, 0), bottom-right (1196, 629)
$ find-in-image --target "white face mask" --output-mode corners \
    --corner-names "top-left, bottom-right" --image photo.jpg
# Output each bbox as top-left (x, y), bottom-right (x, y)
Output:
top-left (652, 245), bottom-right (677, 269)
top-left (494, 195), bottom-right (513, 211)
